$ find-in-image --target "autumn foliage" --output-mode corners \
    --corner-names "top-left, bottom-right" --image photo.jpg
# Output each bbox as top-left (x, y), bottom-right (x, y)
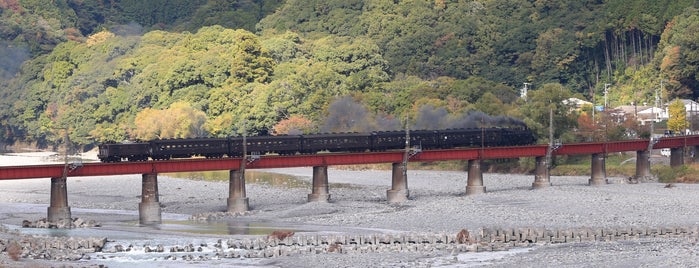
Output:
top-left (0, 0), bottom-right (22, 13)
top-left (132, 102), bottom-right (206, 140)
top-left (272, 115), bottom-right (315, 135)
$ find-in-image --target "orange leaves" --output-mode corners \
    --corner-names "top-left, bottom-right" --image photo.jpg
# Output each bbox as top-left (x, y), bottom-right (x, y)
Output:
top-left (660, 46), bottom-right (680, 74)
top-left (272, 115), bottom-right (315, 135)
top-left (0, 0), bottom-right (23, 13)
top-left (86, 31), bottom-right (115, 47)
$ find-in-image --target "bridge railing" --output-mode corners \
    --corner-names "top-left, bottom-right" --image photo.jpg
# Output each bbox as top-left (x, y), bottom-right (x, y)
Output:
top-left (3, 135), bottom-right (699, 180)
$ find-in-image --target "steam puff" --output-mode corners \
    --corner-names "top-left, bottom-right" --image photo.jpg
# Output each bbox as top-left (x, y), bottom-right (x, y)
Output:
top-left (0, 41), bottom-right (30, 79)
top-left (322, 97), bottom-right (525, 133)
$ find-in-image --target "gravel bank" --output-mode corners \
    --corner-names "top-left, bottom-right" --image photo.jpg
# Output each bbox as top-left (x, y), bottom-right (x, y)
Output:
top-left (1, 154), bottom-right (699, 267)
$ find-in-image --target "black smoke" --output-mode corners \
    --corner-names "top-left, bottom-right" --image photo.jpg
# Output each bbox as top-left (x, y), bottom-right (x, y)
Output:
top-left (321, 96), bottom-right (401, 132)
top-left (321, 96), bottom-right (374, 132)
top-left (374, 113), bottom-right (402, 131)
top-left (412, 105), bottom-right (526, 130)
top-left (322, 97), bottom-right (526, 133)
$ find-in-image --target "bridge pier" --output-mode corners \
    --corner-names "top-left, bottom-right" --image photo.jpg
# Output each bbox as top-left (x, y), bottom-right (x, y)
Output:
top-left (466, 160), bottom-right (485, 195)
top-left (532, 156), bottom-right (551, 188)
top-left (694, 146), bottom-right (699, 162)
top-left (47, 177), bottom-right (72, 226)
top-left (228, 170), bottom-right (250, 212)
top-left (635, 150), bottom-right (652, 181)
top-left (589, 153), bottom-right (607, 185)
top-left (670, 147), bottom-right (684, 167)
top-left (387, 163), bottom-right (409, 203)
top-left (139, 173), bottom-right (161, 225)
top-left (308, 166), bottom-right (330, 202)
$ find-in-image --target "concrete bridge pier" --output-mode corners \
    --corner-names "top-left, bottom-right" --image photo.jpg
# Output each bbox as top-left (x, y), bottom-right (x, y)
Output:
top-left (532, 156), bottom-right (551, 188)
top-left (694, 145), bottom-right (699, 162)
top-left (635, 150), bottom-right (652, 180)
top-left (139, 173), bottom-right (161, 225)
top-left (466, 159), bottom-right (486, 195)
top-left (589, 153), bottom-right (608, 185)
top-left (670, 147), bottom-right (684, 167)
top-left (228, 170), bottom-right (250, 212)
top-left (387, 163), bottom-right (409, 203)
top-left (308, 166), bottom-right (331, 202)
top-left (47, 177), bottom-right (72, 225)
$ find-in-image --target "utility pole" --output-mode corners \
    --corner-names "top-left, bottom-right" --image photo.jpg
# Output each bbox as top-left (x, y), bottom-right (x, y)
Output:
top-left (660, 80), bottom-right (665, 110)
top-left (521, 83), bottom-right (531, 100)
top-left (62, 129), bottom-right (70, 179)
top-left (547, 108), bottom-right (554, 171)
top-left (241, 119), bottom-right (246, 176)
top-left (604, 83), bottom-right (611, 108)
top-left (655, 83), bottom-right (661, 123)
top-left (402, 114), bottom-right (410, 181)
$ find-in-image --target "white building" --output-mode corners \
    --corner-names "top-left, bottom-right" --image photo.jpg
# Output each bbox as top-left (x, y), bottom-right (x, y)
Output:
top-left (626, 99), bottom-right (699, 128)
top-left (562, 97), bottom-right (592, 110)
top-left (636, 106), bottom-right (666, 125)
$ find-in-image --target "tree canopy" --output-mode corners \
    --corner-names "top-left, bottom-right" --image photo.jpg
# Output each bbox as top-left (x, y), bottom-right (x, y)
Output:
top-left (1, 0), bottom-right (698, 149)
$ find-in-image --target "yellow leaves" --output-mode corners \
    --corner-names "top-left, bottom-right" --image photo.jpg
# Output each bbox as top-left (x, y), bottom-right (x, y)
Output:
top-left (132, 102), bottom-right (206, 140)
top-left (667, 99), bottom-right (688, 133)
top-left (204, 113), bottom-right (235, 137)
top-left (434, 0), bottom-right (446, 10)
top-left (132, 107), bottom-right (160, 140)
top-left (86, 31), bottom-right (115, 47)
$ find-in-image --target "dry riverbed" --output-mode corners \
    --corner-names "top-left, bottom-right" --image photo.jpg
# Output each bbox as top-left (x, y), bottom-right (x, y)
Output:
top-left (1, 152), bottom-right (699, 267)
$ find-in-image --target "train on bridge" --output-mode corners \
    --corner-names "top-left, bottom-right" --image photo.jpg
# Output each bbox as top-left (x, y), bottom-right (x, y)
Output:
top-left (98, 127), bottom-right (536, 162)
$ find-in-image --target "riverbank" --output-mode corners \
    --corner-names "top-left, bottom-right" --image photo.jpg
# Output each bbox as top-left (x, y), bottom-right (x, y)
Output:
top-left (1, 153), bottom-right (699, 267)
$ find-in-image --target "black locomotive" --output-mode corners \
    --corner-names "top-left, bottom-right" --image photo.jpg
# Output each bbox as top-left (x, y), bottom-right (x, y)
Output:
top-left (97, 127), bottom-right (536, 162)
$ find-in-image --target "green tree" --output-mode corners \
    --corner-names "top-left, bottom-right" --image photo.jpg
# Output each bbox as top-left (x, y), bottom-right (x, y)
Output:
top-left (519, 83), bottom-right (578, 142)
top-left (473, 92), bottom-right (507, 116)
top-left (655, 8), bottom-right (699, 99)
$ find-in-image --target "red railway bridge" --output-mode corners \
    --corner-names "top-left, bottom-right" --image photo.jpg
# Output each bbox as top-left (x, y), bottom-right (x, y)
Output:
top-left (2, 135), bottom-right (699, 225)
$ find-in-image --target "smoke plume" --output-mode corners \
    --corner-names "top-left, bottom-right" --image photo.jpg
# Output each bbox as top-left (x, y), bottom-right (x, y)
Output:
top-left (321, 96), bottom-right (373, 132)
top-left (321, 98), bottom-right (526, 133)
top-left (412, 105), bottom-right (526, 129)
top-left (112, 22), bottom-right (144, 36)
top-left (0, 42), bottom-right (29, 80)
top-left (321, 96), bottom-right (401, 132)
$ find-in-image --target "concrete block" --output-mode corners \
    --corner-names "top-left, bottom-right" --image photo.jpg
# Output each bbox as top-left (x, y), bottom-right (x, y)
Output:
top-left (365, 235), bottom-right (377, 245)
top-left (558, 229), bottom-right (573, 239)
top-left (579, 235), bottom-right (595, 242)
top-left (662, 227), bottom-right (676, 235)
top-left (647, 227), bottom-right (660, 236)
top-left (476, 244), bottom-right (492, 252)
top-left (523, 235), bottom-right (538, 243)
top-left (347, 235), bottom-right (361, 244)
top-left (551, 236), bottom-right (566, 243)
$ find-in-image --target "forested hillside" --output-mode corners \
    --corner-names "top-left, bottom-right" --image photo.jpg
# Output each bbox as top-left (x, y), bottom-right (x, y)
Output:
top-left (0, 0), bottom-right (697, 150)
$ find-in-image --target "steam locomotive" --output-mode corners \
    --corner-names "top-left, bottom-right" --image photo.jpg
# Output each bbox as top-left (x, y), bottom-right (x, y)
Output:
top-left (97, 127), bottom-right (536, 162)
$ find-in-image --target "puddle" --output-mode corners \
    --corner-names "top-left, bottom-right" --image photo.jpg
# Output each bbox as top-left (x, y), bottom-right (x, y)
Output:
top-left (115, 219), bottom-right (310, 236)
top-left (429, 247), bottom-right (536, 267)
top-left (0, 203), bottom-right (357, 239)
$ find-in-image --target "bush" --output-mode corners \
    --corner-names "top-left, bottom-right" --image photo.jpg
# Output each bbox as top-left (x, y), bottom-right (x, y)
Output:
top-left (654, 165), bottom-right (699, 183)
